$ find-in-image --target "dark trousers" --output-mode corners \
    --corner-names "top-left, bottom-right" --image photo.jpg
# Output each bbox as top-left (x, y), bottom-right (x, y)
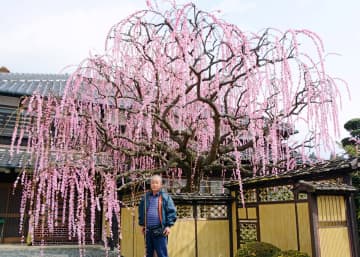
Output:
top-left (145, 229), bottom-right (168, 257)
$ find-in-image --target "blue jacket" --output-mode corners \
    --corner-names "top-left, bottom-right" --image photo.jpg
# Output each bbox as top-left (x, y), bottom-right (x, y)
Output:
top-left (138, 191), bottom-right (177, 228)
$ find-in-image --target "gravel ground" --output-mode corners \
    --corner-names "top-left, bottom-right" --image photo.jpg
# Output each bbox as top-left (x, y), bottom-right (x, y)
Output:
top-left (0, 244), bottom-right (122, 257)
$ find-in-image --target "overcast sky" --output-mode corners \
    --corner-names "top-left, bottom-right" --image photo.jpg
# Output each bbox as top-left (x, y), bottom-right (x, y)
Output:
top-left (1, 0), bottom-right (359, 153)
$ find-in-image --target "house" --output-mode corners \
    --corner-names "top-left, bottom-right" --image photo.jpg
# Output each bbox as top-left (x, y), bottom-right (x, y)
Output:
top-left (0, 72), bottom-right (102, 244)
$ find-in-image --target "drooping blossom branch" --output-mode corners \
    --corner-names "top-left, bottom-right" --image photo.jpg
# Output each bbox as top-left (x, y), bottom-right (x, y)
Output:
top-left (11, 1), bottom-right (343, 248)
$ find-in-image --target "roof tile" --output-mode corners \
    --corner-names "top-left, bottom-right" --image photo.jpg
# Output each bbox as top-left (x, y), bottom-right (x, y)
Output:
top-left (0, 73), bottom-right (69, 97)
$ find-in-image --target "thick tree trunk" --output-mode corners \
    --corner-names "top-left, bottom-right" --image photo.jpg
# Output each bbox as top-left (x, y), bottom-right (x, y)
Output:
top-left (182, 166), bottom-right (202, 193)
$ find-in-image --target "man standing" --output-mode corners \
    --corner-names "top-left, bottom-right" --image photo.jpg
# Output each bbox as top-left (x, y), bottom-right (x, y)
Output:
top-left (138, 175), bottom-right (177, 257)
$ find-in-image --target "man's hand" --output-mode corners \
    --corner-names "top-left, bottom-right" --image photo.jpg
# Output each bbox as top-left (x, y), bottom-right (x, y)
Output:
top-left (163, 227), bottom-right (171, 236)
top-left (141, 226), bottom-right (145, 235)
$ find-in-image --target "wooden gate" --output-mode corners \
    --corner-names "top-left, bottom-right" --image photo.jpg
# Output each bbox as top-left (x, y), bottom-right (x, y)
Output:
top-left (317, 195), bottom-right (352, 257)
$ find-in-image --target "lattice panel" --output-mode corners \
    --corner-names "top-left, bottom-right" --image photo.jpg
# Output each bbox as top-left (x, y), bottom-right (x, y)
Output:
top-left (298, 193), bottom-right (308, 200)
top-left (197, 205), bottom-right (227, 219)
top-left (258, 185), bottom-right (294, 202)
top-left (177, 205), bottom-right (194, 219)
top-left (238, 189), bottom-right (257, 203)
top-left (239, 222), bottom-right (257, 243)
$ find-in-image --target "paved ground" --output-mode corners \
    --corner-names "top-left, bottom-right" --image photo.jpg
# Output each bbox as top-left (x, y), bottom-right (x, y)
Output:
top-left (0, 244), bottom-right (121, 257)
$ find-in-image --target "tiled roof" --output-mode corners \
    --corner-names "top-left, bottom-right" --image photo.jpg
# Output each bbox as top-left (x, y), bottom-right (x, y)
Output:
top-left (0, 146), bottom-right (31, 168)
top-left (224, 159), bottom-right (359, 189)
top-left (0, 73), bottom-right (69, 97)
top-left (0, 146), bottom-right (122, 170)
top-left (0, 73), bottom-right (132, 108)
top-left (294, 180), bottom-right (357, 193)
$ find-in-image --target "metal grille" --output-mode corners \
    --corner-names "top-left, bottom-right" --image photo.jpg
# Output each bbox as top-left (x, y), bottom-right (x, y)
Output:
top-left (176, 205), bottom-right (193, 219)
top-left (164, 178), bottom-right (228, 194)
top-left (239, 222), bottom-right (257, 243)
top-left (258, 185), bottom-right (294, 202)
top-left (199, 180), bottom-right (227, 194)
top-left (197, 204), bottom-right (227, 219)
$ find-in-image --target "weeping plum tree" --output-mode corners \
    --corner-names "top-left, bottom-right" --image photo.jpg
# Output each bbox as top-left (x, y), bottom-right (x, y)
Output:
top-left (12, 2), bottom-right (343, 245)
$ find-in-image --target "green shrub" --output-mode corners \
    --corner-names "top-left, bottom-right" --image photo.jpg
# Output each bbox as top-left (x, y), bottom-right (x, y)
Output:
top-left (276, 250), bottom-right (310, 257)
top-left (236, 241), bottom-right (281, 257)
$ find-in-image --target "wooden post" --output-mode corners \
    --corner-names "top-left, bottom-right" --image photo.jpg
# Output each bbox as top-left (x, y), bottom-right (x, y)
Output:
top-left (308, 194), bottom-right (320, 257)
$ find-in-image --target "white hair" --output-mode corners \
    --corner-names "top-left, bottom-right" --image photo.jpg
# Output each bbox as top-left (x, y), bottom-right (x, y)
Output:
top-left (151, 175), bottom-right (162, 183)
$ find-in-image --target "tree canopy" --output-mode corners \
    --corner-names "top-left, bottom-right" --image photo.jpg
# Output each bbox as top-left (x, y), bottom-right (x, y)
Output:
top-left (341, 118), bottom-right (360, 155)
top-left (341, 118), bottom-right (360, 157)
top-left (344, 118), bottom-right (360, 139)
top-left (340, 118), bottom-right (360, 242)
top-left (12, 2), bottom-right (343, 245)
